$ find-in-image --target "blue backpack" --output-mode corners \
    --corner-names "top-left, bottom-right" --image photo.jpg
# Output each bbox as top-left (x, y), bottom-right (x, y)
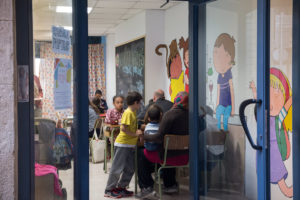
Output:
top-left (52, 128), bottom-right (73, 169)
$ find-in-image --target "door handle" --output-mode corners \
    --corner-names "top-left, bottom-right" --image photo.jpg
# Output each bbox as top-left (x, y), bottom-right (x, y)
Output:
top-left (239, 99), bottom-right (262, 151)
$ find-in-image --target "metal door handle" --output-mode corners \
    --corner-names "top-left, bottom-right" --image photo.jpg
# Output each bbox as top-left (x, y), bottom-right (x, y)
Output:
top-left (239, 99), bottom-right (262, 151)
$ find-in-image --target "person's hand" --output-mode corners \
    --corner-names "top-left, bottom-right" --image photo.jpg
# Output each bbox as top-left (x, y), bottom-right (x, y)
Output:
top-left (231, 109), bottom-right (235, 116)
top-left (249, 80), bottom-right (256, 90)
top-left (136, 129), bottom-right (143, 136)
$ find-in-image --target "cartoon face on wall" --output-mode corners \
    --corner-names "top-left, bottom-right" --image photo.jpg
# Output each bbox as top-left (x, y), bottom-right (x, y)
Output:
top-left (213, 33), bottom-right (236, 131)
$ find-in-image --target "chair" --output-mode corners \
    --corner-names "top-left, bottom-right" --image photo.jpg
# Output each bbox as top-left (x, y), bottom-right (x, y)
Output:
top-left (155, 134), bottom-right (189, 200)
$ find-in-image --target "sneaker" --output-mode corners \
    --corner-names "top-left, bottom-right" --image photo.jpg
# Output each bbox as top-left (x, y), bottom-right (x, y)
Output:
top-left (104, 189), bottom-right (122, 198)
top-left (136, 187), bottom-right (153, 198)
top-left (163, 184), bottom-right (179, 194)
top-left (116, 187), bottom-right (134, 197)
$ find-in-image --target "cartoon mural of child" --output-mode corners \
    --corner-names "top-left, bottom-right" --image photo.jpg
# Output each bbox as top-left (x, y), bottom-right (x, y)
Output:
top-left (250, 68), bottom-right (293, 198)
top-left (179, 37), bottom-right (189, 93)
top-left (156, 39), bottom-right (185, 102)
top-left (213, 33), bottom-right (236, 131)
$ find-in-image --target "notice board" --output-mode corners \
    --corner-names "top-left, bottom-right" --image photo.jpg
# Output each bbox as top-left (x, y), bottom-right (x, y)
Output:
top-left (116, 37), bottom-right (145, 100)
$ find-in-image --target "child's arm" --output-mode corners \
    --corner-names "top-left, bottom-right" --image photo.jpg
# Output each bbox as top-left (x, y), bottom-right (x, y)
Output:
top-left (229, 79), bottom-right (235, 115)
top-left (121, 124), bottom-right (142, 137)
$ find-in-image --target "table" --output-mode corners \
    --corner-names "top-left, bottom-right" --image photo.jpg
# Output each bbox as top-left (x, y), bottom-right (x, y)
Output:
top-left (103, 123), bottom-right (120, 173)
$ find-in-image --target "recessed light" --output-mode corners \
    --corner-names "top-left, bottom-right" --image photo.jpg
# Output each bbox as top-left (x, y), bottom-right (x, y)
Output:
top-left (56, 6), bottom-right (93, 14)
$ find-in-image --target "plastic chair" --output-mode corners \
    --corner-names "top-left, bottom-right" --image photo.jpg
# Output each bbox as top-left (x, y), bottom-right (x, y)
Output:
top-left (155, 134), bottom-right (189, 200)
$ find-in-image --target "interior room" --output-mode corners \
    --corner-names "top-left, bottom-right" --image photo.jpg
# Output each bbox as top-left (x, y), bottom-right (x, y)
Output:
top-left (31, 0), bottom-right (293, 199)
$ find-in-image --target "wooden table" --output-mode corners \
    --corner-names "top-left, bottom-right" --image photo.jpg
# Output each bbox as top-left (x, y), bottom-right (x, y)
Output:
top-left (103, 123), bottom-right (120, 173)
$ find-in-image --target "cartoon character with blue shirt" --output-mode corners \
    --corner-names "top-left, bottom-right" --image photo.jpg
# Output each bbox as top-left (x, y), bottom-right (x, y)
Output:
top-left (213, 33), bottom-right (236, 131)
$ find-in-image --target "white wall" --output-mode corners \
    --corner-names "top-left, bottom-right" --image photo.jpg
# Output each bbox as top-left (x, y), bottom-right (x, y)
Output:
top-left (106, 34), bottom-right (116, 108)
top-left (115, 11), bottom-right (146, 46)
top-left (145, 10), bottom-right (165, 102)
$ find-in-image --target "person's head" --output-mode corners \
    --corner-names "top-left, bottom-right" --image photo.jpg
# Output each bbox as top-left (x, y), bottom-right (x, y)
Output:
top-left (126, 91), bottom-right (143, 111)
top-left (173, 91), bottom-right (189, 110)
top-left (92, 97), bottom-right (100, 106)
top-left (213, 33), bottom-right (235, 74)
top-left (146, 104), bottom-right (162, 123)
top-left (153, 89), bottom-right (165, 102)
top-left (113, 95), bottom-right (124, 111)
top-left (270, 68), bottom-right (291, 116)
top-left (95, 90), bottom-right (102, 99)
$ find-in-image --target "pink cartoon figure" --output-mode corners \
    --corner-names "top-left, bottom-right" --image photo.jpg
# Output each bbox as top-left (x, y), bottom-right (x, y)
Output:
top-left (179, 37), bottom-right (189, 93)
top-left (214, 33), bottom-right (236, 131)
top-left (250, 67), bottom-right (293, 198)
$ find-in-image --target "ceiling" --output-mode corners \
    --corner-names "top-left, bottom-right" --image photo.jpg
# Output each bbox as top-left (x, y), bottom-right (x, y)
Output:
top-left (33, 0), bottom-right (181, 40)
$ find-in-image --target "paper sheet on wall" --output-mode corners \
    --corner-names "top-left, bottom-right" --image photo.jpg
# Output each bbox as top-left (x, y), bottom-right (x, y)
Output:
top-left (54, 58), bottom-right (72, 110)
top-left (52, 26), bottom-right (71, 55)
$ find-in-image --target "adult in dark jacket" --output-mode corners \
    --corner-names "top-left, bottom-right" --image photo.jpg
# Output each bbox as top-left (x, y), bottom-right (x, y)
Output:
top-left (137, 92), bottom-right (189, 197)
top-left (137, 89), bottom-right (173, 121)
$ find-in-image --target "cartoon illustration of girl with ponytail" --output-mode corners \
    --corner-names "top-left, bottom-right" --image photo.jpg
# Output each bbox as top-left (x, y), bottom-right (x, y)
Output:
top-left (250, 67), bottom-right (293, 197)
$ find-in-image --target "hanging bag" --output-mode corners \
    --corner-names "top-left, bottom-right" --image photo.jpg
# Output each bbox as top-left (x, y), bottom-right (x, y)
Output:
top-left (90, 120), bottom-right (105, 163)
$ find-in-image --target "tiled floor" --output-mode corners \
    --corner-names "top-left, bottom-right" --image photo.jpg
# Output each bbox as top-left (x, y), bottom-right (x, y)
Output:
top-left (59, 161), bottom-right (190, 200)
top-left (59, 161), bottom-right (250, 200)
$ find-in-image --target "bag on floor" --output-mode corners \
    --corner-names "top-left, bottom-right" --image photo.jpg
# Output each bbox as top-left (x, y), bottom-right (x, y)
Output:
top-left (52, 128), bottom-right (73, 169)
top-left (90, 129), bottom-right (105, 163)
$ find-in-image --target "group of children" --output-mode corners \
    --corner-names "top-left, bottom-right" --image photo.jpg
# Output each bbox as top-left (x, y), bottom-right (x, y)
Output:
top-left (90, 90), bottom-right (163, 198)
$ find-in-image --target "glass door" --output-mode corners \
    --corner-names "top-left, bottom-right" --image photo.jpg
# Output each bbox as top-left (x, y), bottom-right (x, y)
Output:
top-left (190, 0), bottom-right (269, 199)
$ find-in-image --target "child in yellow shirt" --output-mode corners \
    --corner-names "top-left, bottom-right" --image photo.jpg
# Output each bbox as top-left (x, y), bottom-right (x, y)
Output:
top-left (104, 91), bottom-right (143, 198)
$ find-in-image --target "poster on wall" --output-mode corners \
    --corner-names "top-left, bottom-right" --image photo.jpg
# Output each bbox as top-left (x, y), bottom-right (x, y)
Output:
top-left (52, 26), bottom-right (71, 55)
top-left (54, 58), bottom-right (72, 110)
top-left (115, 37), bottom-right (145, 100)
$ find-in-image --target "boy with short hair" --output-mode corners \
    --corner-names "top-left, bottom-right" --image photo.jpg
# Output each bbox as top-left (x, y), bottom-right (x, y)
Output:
top-left (104, 91), bottom-right (143, 198)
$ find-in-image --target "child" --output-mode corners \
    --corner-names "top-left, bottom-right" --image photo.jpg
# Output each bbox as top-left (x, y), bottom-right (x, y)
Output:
top-left (104, 91), bottom-right (143, 198)
top-left (88, 100), bottom-right (100, 138)
top-left (213, 33), bottom-right (236, 131)
top-left (105, 95), bottom-right (124, 125)
top-left (143, 104), bottom-right (162, 151)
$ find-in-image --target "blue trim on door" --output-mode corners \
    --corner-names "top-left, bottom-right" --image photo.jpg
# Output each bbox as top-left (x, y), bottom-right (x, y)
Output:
top-left (188, 2), bottom-right (200, 199)
top-left (292, 1), bottom-right (300, 199)
top-left (16, 0), bottom-right (35, 198)
top-left (72, 0), bottom-right (89, 199)
top-left (257, 0), bottom-right (270, 199)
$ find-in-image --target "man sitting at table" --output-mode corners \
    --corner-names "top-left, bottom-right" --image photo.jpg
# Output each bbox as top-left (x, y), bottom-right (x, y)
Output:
top-left (137, 89), bottom-right (173, 121)
top-left (137, 92), bottom-right (189, 198)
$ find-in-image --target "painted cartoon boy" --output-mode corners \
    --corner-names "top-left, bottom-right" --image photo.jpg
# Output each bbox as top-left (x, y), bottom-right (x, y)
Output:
top-left (213, 33), bottom-right (235, 131)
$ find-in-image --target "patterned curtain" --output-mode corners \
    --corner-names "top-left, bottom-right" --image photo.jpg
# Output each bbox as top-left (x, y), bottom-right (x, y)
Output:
top-left (88, 44), bottom-right (106, 100)
top-left (38, 42), bottom-right (106, 121)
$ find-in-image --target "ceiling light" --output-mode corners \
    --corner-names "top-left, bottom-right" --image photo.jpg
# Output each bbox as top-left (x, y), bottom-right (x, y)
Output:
top-left (63, 26), bottom-right (73, 31)
top-left (56, 6), bottom-right (93, 14)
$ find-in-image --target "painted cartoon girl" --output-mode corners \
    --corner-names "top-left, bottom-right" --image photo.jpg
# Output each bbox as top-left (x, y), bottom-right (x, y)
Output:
top-left (179, 37), bottom-right (189, 93)
top-left (156, 39), bottom-right (185, 102)
top-left (250, 68), bottom-right (293, 197)
top-left (213, 33), bottom-right (235, 131)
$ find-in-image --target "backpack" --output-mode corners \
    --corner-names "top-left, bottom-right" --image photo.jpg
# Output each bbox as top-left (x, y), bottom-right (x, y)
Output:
top-left (275, 116), bottom-right (291, 161)
top-left (52, 128), bottom-right (73, 169)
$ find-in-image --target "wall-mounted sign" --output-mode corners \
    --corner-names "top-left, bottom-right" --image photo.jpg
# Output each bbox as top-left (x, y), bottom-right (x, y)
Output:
top-left (54, 58), bottom-right (72, 110)
top-left (52, 26), bottom-right (71, 55)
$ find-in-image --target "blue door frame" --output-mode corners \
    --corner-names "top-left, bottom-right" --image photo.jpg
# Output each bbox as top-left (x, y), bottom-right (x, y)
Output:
top-left (188, 0), bottom-right (271, 199)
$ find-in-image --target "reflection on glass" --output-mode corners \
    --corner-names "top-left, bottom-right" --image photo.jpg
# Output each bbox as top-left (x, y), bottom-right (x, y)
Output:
top-left (270, 0), bottom-right (293, 199)
top-left (200, 0), bottom-right (257, 199)
top-left (33, 0), bottom-right (74, 199)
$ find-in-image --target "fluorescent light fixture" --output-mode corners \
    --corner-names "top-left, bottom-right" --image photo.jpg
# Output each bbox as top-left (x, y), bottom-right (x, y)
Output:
top-left (63, 26), bottom-right (73, 31)
top-left (56, 6), bottom-right (93, 14)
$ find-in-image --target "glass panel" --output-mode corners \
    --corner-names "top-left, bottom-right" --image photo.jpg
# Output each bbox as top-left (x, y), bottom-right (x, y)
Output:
top-left (270, 0), bottom-right (293, 199)
top-left (33, 0), bottom-right (74, 199)
top-left (199, 1), bottom-right (257, 199)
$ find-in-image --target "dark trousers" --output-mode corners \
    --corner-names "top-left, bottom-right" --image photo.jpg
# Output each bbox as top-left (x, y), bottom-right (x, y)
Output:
top-left (137, 148), bottom-right (177, 189)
